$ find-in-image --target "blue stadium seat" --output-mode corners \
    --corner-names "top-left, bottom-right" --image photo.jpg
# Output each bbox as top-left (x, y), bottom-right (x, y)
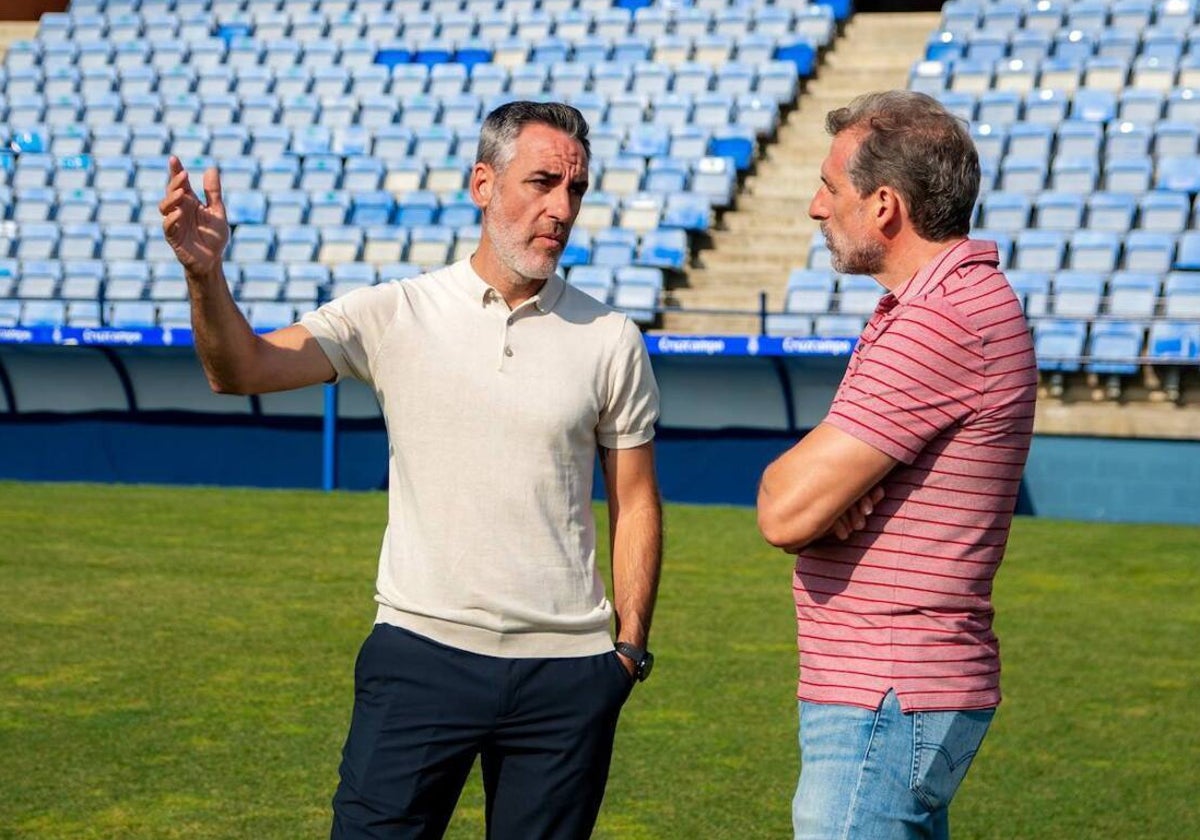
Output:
top-left (406, 226), bottom-right (454, 267)
top-left (1154, 121), bottom-right (1200, 157)
top-left (1086, 192), bottom-right (1137, 232)
top-left (981, 191), bottom-right (1032, 230)
top-left (1138, 192), bottom-right (1191, 233)
top-left (617, 193), bottom-right (663, 234)
top-left (838, 274), bottom-right (884, 315)
top-left (783, 268), bottom-right (836, 313)
top-left (637, 228), bottom-right (687, 270)
top-left (1006, 271), bottom-right (1051, 315)
top-left (226, 191), bottom-right (268, 226)
top-left (1039, 56), bottom-right (1083, 93)
top-left (814, 314), bottom-right (866, 338)
top-left (1052, 271), bottom-right (1106, 317)
top-left (592, 227), bottom-right (639, 267)
top-left (1107, 272), bottom-right (1160, 319)
top-left (1165, 87), bottom-right (1200, 123)
top-left (567, 264), bottom-right (616, 304)
top-left (1148, 320), bottom-right (1200, 362)
top-left (999, 156), bottom-right (1047, 193)
top-left (690, 156), bottom-right (736, 207)
top-left (1104, 122), bottom-right (1152, 160)
top-left (239, 263), bottom-right (286, 302)
top-left (1152, 154), bottom-right (1200, 192)
top-left (661, 193), bottom-right (710, 232)
top-left (17, 260), bottom-right (61, 298)
top-left (1015, 229), bottom-right (1067, 271)
top-left (612, 266), bottom-right (661, 325)
top-left (1035, 192), bottom-right (1085, 230)
top-left (1105, 157), bottom-right (1153, 193)
top-left (1024, 89), bottom-right (1070, 125)
top-left (1087, 321), bottom-right (1146, 375)
top-left (1163, 272), bottom-right (1200, 318)
top-left (1117, 88), bottom-right (1165, 123)
top-left (1067, 231), bottom-right (1121, 272)
top-left (22, 299), bottom-right (68, 327)
top-left (1034, 318), bottom-right (1088, 372)
top-left (560, 228), bottom-right (592, 268)
top-left (1125, 231), bottom-right (1178, 273)
top-left (108, 300), bottom-right (157, 328)
top-left (1174, 231), bottom-right (1200, 271)
top-left (358, 225), bottom-right (405, 265)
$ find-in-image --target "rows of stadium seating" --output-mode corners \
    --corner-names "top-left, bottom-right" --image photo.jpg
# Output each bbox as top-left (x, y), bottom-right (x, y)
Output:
top-left (0, 0), bottom-right (840, 329)
top-left (768, 0), bottom-right (1200, 373)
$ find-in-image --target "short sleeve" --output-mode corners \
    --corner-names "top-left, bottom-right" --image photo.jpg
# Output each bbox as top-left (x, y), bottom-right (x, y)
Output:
top-left (597, 317), bottom-right (659, 449)
top-left (825, 303), bottom-right (983, 465)
top-left (298, 283), bottom-right (401, 384)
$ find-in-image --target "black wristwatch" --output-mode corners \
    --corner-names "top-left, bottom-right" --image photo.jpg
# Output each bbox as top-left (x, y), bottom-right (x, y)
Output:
top-left (614, 642), bottom-right (654, 682)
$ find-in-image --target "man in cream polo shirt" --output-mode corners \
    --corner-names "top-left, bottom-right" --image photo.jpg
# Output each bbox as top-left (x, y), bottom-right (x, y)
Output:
top-left (160, 101), bottom-right (662, 839)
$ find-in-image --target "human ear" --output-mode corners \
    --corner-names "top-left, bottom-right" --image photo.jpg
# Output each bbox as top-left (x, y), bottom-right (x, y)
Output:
top-left (469, 163), bottom-right (493, 209)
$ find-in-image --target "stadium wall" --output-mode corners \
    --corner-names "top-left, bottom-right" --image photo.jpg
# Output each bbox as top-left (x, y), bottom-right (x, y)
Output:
top-left (1, 346), bottom-right (1198, 526)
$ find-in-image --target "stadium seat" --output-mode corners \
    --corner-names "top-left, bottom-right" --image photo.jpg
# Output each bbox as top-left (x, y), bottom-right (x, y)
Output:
top-left (1007, 271), bottom-right (1051, 315)
top-left (1174, 232), bottom-right (1200, 271)
top-left (1067, 231), bottom-right (1121, 272)
top-left (1148, 320), bottom-right (1200, 362)
top-left (1015, 230), bottom-right (1067, 272)
top-left (1124, 231), bottom-right (1177, 273)
top-left (1033, 318), bottom-right (1087, 372)
top-left (783, 269), bottom-right (836, 314)
top-left (1163, 272), bottom-right (1200, 318)
top-left (592, 228), bottom-right (639, 267)
top-left (637, 229), bottom-right (688, 270)
top-left (1035, 192), bottom-right (1085, 231)
top-left (838, 275), bottom-right (884, 315)
top-left (1137, 192), bottom-right (1190, 233)
top-left (1086, 192), bottom-right (1137, 232)
top-left (406, 226), bottom-right (454, 267)
top-left (1052, 271), bottom-right (1105, 317)
top-left (1087, 321), bottom-right (1146, 375)
top-left (814, 314), bottom-right (866, 338)
top-left (1107, 272), bottom-right (1160, 319)
top-left (566, 265), bottom-right (615, 304)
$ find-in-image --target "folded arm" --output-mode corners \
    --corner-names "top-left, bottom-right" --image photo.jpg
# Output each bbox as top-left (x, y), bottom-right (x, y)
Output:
top-left (757, 422), bottom-right (898, 552)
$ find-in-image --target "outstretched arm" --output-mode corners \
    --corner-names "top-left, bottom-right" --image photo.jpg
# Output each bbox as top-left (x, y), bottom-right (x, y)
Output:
top-left (757, 422), bottom-right (897, 553)
top-left (159, 156), bottom-right (334, 395)
top-left (603, 443), bottom-right (662, 674)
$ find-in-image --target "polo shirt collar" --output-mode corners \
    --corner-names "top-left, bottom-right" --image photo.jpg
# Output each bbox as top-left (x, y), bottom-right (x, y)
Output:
top-left (457, 258), bottom-right (565, 313)
top-left (890, 238), bottom-right (1001, 305)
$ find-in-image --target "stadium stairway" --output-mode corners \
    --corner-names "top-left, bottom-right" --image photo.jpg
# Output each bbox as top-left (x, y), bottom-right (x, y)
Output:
top-left (659, 11), bottom-right (942, 335)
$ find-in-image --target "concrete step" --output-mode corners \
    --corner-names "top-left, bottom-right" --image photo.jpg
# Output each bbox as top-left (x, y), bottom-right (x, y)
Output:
top-left (652, 11), bottom-right (938, 332)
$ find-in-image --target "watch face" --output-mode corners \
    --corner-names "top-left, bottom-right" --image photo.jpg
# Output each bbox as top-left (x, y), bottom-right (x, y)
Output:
top-left (639, 651), bottom-right (654, 681)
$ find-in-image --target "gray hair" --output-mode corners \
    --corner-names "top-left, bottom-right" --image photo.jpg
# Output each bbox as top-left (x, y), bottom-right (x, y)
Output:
top-left (475, 100), bottom-right (591, 172)
top-left (826, 90), bottom-right (979, 241)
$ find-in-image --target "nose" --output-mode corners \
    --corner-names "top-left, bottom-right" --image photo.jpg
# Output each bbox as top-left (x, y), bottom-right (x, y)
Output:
top-left (808, 188), bottom-right (828, 221)
top-left (546, 183), bottom-right (574, 223)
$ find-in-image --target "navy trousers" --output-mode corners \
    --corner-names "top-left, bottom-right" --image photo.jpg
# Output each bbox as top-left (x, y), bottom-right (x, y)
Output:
top-left (330, 623), bottom-right (634, 840)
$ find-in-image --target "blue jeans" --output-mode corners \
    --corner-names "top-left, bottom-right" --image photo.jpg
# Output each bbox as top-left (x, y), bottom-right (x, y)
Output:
top-left (793, 691), bottom-right (994, 840)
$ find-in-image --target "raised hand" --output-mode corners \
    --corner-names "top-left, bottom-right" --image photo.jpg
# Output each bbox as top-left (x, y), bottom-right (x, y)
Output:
top-left (159, 155), bottom-right (229, 278)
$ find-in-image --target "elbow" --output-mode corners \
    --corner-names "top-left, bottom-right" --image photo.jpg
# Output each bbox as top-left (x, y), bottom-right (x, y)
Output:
top-left (756, 494), bottom-right (820, 550)
top-left (206, 372), bottom-right (252, 396)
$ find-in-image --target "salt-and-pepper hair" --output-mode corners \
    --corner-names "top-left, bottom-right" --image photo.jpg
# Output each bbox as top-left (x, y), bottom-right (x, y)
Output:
top-left (826, 90), bottom-right (980, 241)
top-left (475, 101), bottom-right (592, 172)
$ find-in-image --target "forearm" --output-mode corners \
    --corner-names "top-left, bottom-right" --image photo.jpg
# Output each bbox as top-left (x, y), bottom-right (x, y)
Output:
top-left (610, 500), bottom-right (662, 648)
top-left (186, 266), bottom-right (265, 394)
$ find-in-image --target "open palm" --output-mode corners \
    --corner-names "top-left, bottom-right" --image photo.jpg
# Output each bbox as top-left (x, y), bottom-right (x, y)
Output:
top-left (159, 156), bottom-right (229, 277)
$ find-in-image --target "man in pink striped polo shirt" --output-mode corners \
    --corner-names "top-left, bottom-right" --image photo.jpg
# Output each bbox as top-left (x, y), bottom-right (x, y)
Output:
top-left (758, 91), bottom-right (1037, 840)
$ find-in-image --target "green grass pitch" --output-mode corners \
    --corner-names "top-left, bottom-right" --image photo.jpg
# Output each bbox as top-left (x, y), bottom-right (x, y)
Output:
top-left (2, 481), bottom-right (1198, 839)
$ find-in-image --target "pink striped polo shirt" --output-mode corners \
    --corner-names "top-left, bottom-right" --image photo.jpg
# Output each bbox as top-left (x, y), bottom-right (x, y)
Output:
top-left (795, 238), bottom-right (1037, 712)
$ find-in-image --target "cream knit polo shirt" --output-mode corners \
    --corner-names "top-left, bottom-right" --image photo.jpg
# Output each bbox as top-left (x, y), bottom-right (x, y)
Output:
top-left (300, 259), bottom-right (659, 658)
